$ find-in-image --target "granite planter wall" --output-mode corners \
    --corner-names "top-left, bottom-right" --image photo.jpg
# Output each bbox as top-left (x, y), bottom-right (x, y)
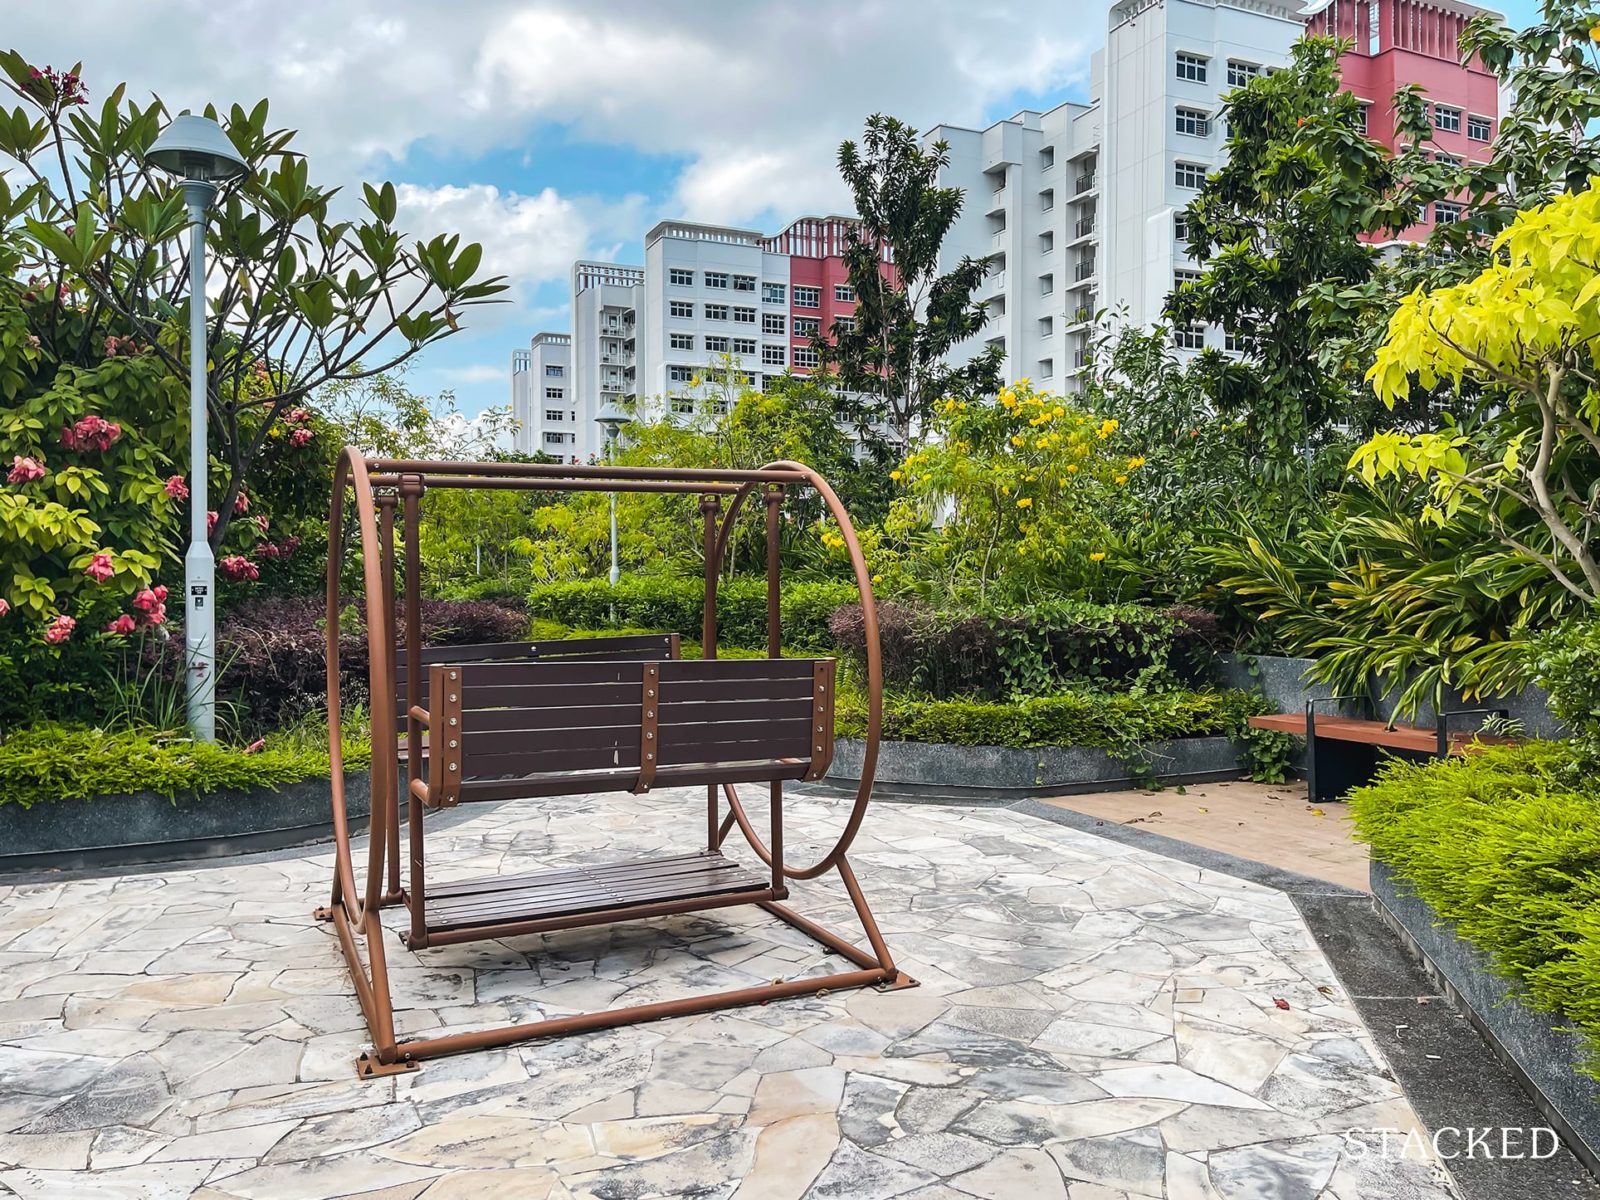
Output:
top-left (1372, 858), bottom-right (1600, 1177)
top-left (825, 735), bottom-right (1246, 803)
top-left (0, 771), bottom-right (370, 874)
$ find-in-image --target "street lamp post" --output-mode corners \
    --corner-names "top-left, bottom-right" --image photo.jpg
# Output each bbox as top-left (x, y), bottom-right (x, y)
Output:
top-left (595, 402), bottom-right (629, 587)
top-left (144, 115), bottom-right (249, 742)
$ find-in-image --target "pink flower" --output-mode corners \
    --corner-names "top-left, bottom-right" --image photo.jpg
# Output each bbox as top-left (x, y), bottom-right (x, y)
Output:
top-left (83, 552), bottom-right (115, 583)
top-left (0, 599), bottom-right (9, 618)
top-left (43, 614), bottom-right (75, 644)
top-left (7, 455), bottom-right (45, 484)
top-left (132, 588), bottom-right (159, 612)
top-left (284, 407), bottom-right (310, 426)
top-left (105, 613), bottom-right (137, 636)
top-left (141, 602), bottom-right (167, 627)
top-left (288, 428), bottom-right (313, 448)
top-left (220, 555), bottom-right (259, 582)
top-left (164, 474), bottom-right (189, 500)
top-left (244, 738), bottom-right (266, 754)
top-left (60, 414), bottom-right (122, 453)
top-left (252, 513), bottom-right (270, 535)
top-left (233, 491), bottom-right (250, 515)
top-left (254, 541), bottom-right (281, 559)
top-left (153, 584), bottom-right (168, 603)
top-left (206, 511), bottom-right (218, 536)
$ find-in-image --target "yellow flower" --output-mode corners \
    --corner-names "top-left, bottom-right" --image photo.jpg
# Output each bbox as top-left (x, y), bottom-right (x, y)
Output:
top-left (1066, 464), bottom-right (1079, 474)
top-left (1127, 455), bottom-right (1146, 469)
top-left (1000, 390), bottom-right (1017, 408)
top-left (1017, 497), bottom-right (1033, 508)
top-left (1052, 406), bottom-right (1065, 417)
top-left (889, 470), bottom-right (902, 481)
top-left (1001, 484), bottom-right (1010, 495)
top-left (1098, 418), bottom-right (1118, 438)
top-left (1010, 435), bottom-right (1025, 447)
top-left (1089, 551), bottom-right (1106, 562)
top-left (1592, 21), bottom-right (1600, 41)
top-left (872, 574), bottom-right (883, 584)
top-left (1115, 474), bottom-right (1128, 485)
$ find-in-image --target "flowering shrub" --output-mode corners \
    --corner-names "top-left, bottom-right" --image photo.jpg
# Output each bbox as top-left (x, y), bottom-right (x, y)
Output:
top-left (842, 381), bottom-right (1145, 601)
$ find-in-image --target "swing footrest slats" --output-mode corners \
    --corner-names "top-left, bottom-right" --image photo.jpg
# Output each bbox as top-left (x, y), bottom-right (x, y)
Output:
top-left (420, 851), bottom-right (776, 938)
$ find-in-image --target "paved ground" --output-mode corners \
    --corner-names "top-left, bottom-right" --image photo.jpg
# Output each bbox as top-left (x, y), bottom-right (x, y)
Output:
top-left (1040, 781), bottom-right (1370, 893)
top-left (0, 789), bottom-right (1456, 1199)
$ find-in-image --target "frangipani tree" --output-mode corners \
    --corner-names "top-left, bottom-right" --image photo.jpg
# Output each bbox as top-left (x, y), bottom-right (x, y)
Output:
top-left (0, 52), bottom-right (506, 549)
top-left (1353, 180), bottom-right (1600, 602)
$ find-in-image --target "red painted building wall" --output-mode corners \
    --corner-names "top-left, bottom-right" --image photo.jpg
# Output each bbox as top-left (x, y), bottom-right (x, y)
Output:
top-left (1305, 0), bottom-right (1500, 242)
top-left (763, 217), bottom-right (895, 374)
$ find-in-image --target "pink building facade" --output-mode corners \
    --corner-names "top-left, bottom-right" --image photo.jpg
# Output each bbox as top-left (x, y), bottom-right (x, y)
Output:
top-left (1305, 0), bottom-right (1501, 241)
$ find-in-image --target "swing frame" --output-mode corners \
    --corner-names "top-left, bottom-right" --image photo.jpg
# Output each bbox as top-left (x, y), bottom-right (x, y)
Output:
top-left (318, 450), bottom-right (913, 1077)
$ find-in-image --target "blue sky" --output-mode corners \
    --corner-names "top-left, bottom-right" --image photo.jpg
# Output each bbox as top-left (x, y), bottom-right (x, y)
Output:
top-left (9, 0), bottom-right (1546, 419)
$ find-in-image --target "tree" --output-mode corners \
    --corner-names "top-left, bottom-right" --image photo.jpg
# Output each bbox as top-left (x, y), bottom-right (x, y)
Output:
top-left (0, 51), bottom-right (506, 550)
top-left (817, 114), bottom-right (1003, 443)
top-left (1164, 37), bottom-right (1454, 480)
top-left (1353, 181), bottom-right (1600, 603)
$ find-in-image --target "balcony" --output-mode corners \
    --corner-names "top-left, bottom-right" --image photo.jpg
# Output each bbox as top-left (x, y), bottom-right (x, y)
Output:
top-left (1074, 260), bottom-right (1096, 282)
top-left (1075, 218), bottom-right (1096, 240)
top-left (1075, 173), bottom-right (1097, 195)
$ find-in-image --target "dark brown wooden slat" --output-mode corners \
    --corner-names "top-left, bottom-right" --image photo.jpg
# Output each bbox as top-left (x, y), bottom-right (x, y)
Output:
top-left (659, 658), bottom-right (819, 683)
top-left (454, 758), bottom-right (808, 802)
top-left (459, 702), bottom-right (643, 731)
top-left (426, 863), bottom-right (760, 922)
top-left (462, 743), bottom-right (643, 777)
top-left (657, 699), bottom-right (815, 727)
top-left (651, 676), bottom-right (815, 702)
top-left (658, 735), bottom-right (813, 766)
top-left (460, 722), bottom-right (639, 757)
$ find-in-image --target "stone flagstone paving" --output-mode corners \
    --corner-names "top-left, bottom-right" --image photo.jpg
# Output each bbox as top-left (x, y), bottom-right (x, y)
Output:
top-left (0, 789), bottom-right (1457, 1199)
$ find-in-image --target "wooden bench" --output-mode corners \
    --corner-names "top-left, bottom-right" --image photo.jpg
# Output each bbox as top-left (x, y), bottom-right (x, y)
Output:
top-left (399, 653), bottom-right (835, 945)
top-left (1247, 701), bottom-right (1516, 803)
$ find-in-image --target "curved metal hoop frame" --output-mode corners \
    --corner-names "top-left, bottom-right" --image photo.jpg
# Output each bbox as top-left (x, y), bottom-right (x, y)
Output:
top-left (710, 460), bottom-right (880, 880)
top-left (316, 450), bottom-right (911, 1077)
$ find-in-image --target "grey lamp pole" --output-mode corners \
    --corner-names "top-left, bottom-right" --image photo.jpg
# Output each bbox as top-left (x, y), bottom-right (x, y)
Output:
top-left (595, 402), bottom-right (628, 587)
top-left (144, 115), bottom-right (249, 742)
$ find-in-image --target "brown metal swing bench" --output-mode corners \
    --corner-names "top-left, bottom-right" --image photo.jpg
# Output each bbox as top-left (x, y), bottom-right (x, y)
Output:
top-left (318, 449), bottom-right (914, 1077)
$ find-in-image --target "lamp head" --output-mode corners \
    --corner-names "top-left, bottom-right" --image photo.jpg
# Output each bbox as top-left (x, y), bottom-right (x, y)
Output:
top-left (146, 114), bottom-right (249, 183)
top-left (595, 401), bottom-right (630, 434)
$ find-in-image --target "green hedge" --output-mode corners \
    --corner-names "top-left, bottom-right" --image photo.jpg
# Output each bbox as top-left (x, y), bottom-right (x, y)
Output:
top-left (527, 577), bottom-right (855, 651)
top-left (1350, 742), bottom-right (1600, 1075)
top-left (836, 686), bottom-right (1268, 756)
top-left (0, 724), bottom-right (371, 810)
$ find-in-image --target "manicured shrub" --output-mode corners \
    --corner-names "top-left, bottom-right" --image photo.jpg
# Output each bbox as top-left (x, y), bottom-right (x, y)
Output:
top-left (1531, 613), bottom-right (1600, 769)
top-left (0, 722), bottom-right (370, 809)
top-left (829, 599), bottom-right (1217, 700)
top-left (527, 576), bottom-right (854, 651)
top-left (1349, 742), bottom-right (1600, 1075)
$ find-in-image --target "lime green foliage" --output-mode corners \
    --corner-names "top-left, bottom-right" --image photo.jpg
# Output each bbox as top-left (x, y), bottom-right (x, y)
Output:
top-left (1356, 181), bottom-right (1600, 603)
top-left (528, 577), bottom-right (856, 652)
top-left (0, 721), bottom-right (371, 809)
top-left (1529, 610), bottom-right (1600, 769)
top-left (1350, 741), bottom-right (1600, 1074)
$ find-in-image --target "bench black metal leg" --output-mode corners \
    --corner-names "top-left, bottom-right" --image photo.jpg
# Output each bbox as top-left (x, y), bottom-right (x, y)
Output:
top-left (1309, 735), bottom-right (1383, 804)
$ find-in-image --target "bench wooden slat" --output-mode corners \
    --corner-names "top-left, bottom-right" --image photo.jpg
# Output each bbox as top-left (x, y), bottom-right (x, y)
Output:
top-left (1246, 713), bottom-right (1518, 756)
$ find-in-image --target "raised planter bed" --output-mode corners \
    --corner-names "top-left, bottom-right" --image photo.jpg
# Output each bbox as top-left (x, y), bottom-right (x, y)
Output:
top-left (824, 735), bottom-right (1246, 802)
top-left (1372, 857), bottom-right (1600, 1176)
top-left (0, 772), bottom-right (370, 874)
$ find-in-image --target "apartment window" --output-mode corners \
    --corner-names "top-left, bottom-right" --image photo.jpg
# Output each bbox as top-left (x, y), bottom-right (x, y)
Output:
top-left (834, 284), bottom-right (855, 303)
top-left (732, 306), bottom-right (756, 324)
top-left (1436, 151), bottom-right (1462, 168)
top-left (1174, 324), bottom-right (1205, 350)
top-left (732, 274), bottom-right (756, 292)
top-left (669, 300), bottom-right (694, 319)
top-left (545, 386), bottom-right (564, 400)
top-left (1040, 274), bottom-right (1054, 295)
top-left (1040, 358), bottom-right (1054, 379)
top-left (1175, 52), bottom-right (1208, 83)
top-left (1040, 146), bottom-right (1056, 169)
top-left (1433, 104), bottom-right (1462, 134)
top-left (762, 312), bottom-right (786, 335)
top-left (1040, 316), bottom-right (1054, 336)
top-left (1224, 332), bottom-right (1246, 353)
top-left (1174, 211), bottom-right (1189, 242)
top-left (794, 286), bottom-right (820, 308)
top-left (762, 282), bottom-right (786, 304)
top-left (1467, 113), bottom-right (1492, 142)
top-left (761, 344), bottom-right (786, 366)
top-left (731, 337), bottom-right (757, 355)
top-left (1415, 202), bottom-right (1432, 223)
top-left (793, 317), bottom-right (820, 338)
top-left (705, 271), bottom-right (729, 289)
top-left (669, 332), bottom-right (695, 351)
top-left (705, 303), bottom-right (729, 321)
top-left (1435, 201), bottom-right (1464, 225)
top-left (1175, 162), bottom-right (1207, 190)
top-left (671, 397), bottom-right (695, 415)
top-left (1174, 269), bottom-right (1202, 287)
top-left (544, 364), bottom-right (564, 377)
top-left (1368, 0), bottom-right (1380, 49)
top-left (1041, 188), bottom-right (1055, 211)
top-left (704, 335), bottom-right (729, 353)
top-left (792, 346), bottom-right (820, 369)
top-left (668, 365), bottom-right (695, 383)
top-left (835, 316), bottom-right (857, 333)
top-left (544, 432), bottom-right (569, 447)
top-left (1354, 103), bottom-right (1370, 134)
top-left (544, 409), bottom-right (564, 423)
top-left (669, 268), bottom-right (694, 286)
top-left (1176, 107), bottom-right (1210, 137)
top-left (1227, 60), bottom-right (1260, 88)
